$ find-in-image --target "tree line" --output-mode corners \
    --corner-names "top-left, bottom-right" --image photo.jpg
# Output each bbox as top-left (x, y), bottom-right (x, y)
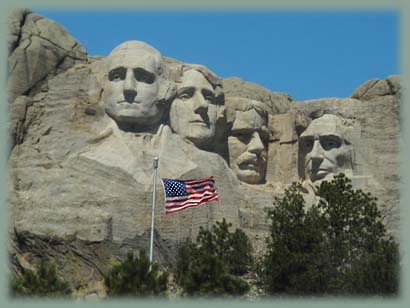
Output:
top-left (11, 174), bottom-right (400, 298)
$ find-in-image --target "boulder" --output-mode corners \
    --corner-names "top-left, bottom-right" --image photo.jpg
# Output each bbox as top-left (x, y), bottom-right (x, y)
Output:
top-left (351, 78), bottom-right (392, 100)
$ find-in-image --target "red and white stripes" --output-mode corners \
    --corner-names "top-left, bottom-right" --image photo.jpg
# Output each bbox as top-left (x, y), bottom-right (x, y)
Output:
top-left (163, 178), bottom-right (219, 215)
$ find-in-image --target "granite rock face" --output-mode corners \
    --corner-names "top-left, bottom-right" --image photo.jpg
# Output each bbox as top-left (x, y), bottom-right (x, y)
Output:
top-left (8, 9), bottom-right (88, 152)
top-left (8, 10), bottom-right (88, 104)
top-left (8, 13), bottom-right (401, 297)
top-left (223, 77), bottom-right (293, 114)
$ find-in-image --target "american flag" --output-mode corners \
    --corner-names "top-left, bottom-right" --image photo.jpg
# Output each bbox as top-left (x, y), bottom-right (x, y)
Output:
top-left (161, 177), bottom-right (219, 215)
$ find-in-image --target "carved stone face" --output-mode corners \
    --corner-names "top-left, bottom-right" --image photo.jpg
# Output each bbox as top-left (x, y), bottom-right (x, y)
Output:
top-left (169, 69), bottom-right (218, 148)
top-left (299, 114), bottom-right (353, 182)
top-left (101, 41), bottom-right (163, 130)
top-left (228, 109), bottom-right (269, 184)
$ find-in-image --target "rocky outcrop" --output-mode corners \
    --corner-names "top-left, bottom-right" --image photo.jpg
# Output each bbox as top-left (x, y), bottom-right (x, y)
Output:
top-left (351, 75), bottom-right (401, 101)
top-left (8, 10), bottom-right (88, 103)
top-left (223, 77), bottom-right (293, 115)
top-left (7, 10), bottom-right (89, 152)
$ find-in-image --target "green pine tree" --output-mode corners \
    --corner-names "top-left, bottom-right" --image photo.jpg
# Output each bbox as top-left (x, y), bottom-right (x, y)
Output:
top-left (258, 174), bottom-right (399, 296)
top-left (104, 250), bottom-right (168, 297)
top-left (11, 260), bottom-right (71, 297)
top-left (175, 219), bottom-right (252, 296)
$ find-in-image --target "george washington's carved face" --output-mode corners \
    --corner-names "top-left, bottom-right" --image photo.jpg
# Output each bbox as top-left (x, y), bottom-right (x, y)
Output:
top-left (101, 41), bottom-right (166, 130)
top-left (299, 114), bottom-right (353, 182)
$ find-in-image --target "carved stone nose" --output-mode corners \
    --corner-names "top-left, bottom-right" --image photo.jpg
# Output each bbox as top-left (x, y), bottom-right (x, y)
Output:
top-left (248, 132), bottom-right (264, 154)
top-left (193, 93), bottom-right (208, 114)
top-left (309, 140), bottom-right (324, 158)
top-left (310, 157), bottom-right (324, 173)
top-left (123, 89), bottom-right (137, 103)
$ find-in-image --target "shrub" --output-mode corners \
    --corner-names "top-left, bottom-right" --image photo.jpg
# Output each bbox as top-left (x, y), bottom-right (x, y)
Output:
top-left (258, 174), bottom-right (400, 296)
top-left (104, 250), bottom-right (168, 297)
top-left (11, 260), bottom-right (71, 297)
top-left (175, 219), bottom-right (252, 296)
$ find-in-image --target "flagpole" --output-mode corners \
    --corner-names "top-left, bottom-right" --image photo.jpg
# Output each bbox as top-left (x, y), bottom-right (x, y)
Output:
top-left (149, 157), bottom-right (159, 266)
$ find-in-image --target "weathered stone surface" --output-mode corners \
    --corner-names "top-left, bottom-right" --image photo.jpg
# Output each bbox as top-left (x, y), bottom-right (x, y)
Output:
top-left (9, 96), bottom-right (32, 150)
top-left (8, 9), bottom-right (30, 54)
top-left (222, 77), bottom-right (293, 114)
top-left (351, 78), bottom-right (392, 100)
top-left (266, 112), bottom-right (300, 184)
top-left (8, 11), bottom-right (88, 103)
top-left (386, 74), bottom-right (401, 96)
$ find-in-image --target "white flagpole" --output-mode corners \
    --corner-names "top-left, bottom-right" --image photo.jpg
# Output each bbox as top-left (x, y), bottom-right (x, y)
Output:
top-left (149, 157), bottom-right (159, 266)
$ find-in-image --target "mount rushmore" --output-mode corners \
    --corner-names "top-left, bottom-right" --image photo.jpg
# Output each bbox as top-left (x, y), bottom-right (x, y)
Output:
top-left (7, 10), bottom-right (401, 297)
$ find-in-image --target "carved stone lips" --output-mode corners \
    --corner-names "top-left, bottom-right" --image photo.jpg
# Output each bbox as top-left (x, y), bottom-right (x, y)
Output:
top-left (239, 159), bottom-right (259, 170)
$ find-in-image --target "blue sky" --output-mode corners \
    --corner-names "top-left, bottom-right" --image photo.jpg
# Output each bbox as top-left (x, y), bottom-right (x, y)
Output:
top-left (35, 10), bottom-right (399, 101)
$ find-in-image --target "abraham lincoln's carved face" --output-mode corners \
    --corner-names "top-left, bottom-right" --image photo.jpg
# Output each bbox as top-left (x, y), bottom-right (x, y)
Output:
top-left (299, 114), bottom-right (353, 182)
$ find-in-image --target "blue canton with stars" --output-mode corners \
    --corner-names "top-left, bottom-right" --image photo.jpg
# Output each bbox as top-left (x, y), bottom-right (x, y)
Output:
top-left (162, 179), bottom-right (188, 197)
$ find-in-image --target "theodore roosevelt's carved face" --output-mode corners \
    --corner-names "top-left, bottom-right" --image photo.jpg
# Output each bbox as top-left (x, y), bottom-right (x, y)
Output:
top-left (101, 41), bottom-right (166, 131)
top-left (169, 69), bottom-right (218, 148)
top-left (228, 108), bottom-right (268, 184)
top-left (299, 114), bottom-right (353, 182)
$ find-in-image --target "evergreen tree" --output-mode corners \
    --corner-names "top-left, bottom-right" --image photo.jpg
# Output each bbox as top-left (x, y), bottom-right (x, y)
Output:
top-left (104, 250), bottom-right (168, 297)
top-left (175, 219), bottom-right (252, 296)
top-left (229, 228), bottom-right (254, 275)
top-left (11, 260), bottom-right (71, 297)
top-left (258, 174), bottom-right (399, 296)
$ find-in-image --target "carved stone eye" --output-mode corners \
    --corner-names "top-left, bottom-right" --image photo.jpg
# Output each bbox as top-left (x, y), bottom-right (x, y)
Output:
top-left (233, 132), bottom-right (252, 144)
top-left (178, 93), bottom-right (191, 101)
top-left (108, 67), bottom-right (126, 82)
top-left (320, 136), bottom-right (342, 150)
top-left (202, 89), bottom-right (215, 104)
top-left (300, 138), bottom-right (313, 150)
top-left (204, 95), bottom-right (214, 102)
top-left (133, 68), bottom-right (156, 84)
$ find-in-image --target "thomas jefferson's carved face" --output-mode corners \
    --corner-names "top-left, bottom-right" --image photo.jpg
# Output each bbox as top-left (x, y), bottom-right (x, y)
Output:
top-left (228, 109), bottom-right (268, 184)
top-left (101, 42), bottom-right (163, 129)
top-left (169, 69), bottom-right (218, 148)
top-left (299, 114), bottom-right (353, 182)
